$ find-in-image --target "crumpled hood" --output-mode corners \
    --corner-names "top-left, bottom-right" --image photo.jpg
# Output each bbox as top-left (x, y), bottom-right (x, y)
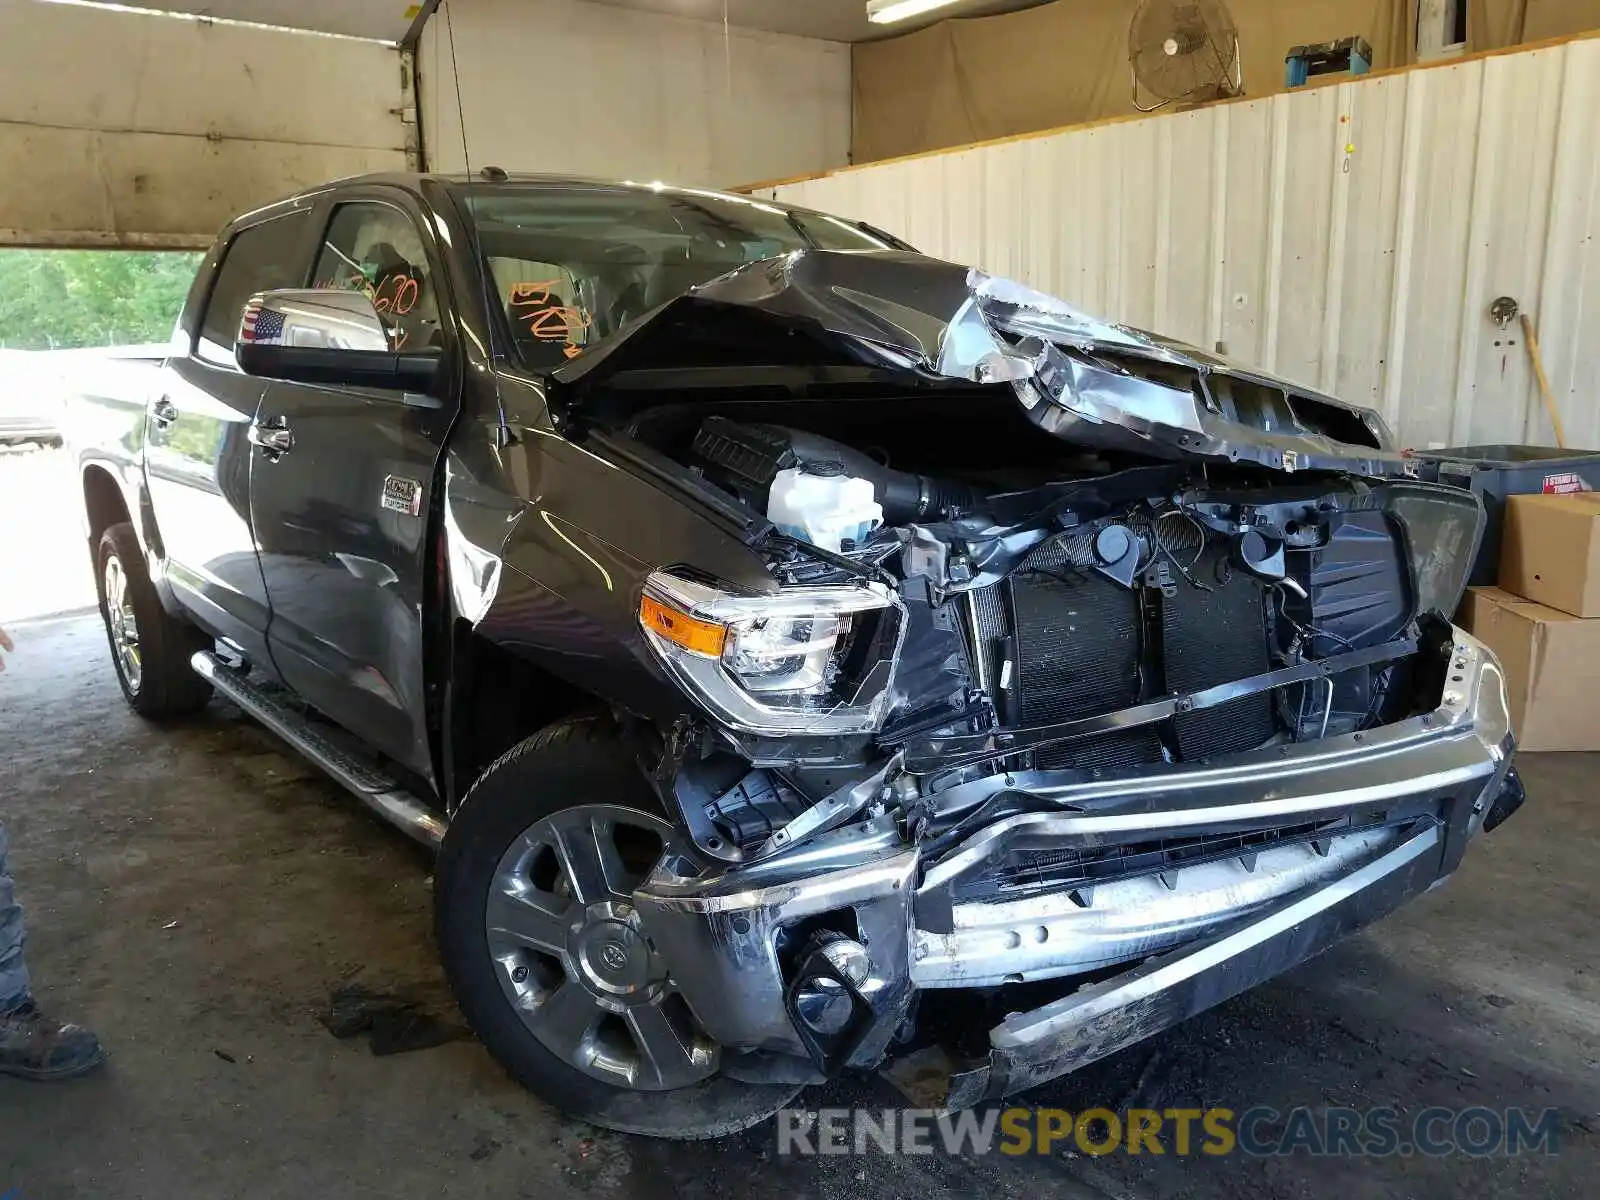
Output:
top-left (555, 249), bottom-right (1409, 478)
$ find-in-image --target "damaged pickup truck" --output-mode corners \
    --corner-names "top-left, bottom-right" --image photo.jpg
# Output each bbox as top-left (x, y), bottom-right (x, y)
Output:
top-left (75, 174), bottom-right (1524, 1138)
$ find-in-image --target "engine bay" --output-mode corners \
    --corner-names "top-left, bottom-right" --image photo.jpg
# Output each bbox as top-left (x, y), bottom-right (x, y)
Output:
top-left (619, 387), bottom-right (1482, 858)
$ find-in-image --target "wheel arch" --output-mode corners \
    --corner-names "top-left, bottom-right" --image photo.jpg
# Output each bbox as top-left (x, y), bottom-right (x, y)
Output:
top-left (81, 459), bottom-right (163, 559)
top-left (443, 622), bottom-right (599, 811)
top-left (82, 459), bottom-right (178, 615)
top-left (81, 462), bottom-right (131, 543)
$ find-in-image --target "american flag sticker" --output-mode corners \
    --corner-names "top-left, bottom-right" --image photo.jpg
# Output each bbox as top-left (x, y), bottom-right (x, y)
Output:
top-left (240, 299), bottom-right (287, 345)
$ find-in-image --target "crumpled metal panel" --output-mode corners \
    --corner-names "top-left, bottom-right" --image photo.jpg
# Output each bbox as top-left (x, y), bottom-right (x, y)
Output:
top-left (937, 266), bottom-right (1400, 475)
top-left (439, 452), bottom-right (523, 626)
top-left (556, 249), bottom-right (1406, 479)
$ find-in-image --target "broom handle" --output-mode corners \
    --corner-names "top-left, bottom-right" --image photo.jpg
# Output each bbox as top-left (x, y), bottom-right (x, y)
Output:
top-left (1521, 312), bottom-right (1568, 449)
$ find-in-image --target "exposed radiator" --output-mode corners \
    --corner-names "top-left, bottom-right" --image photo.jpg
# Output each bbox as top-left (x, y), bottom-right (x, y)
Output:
top-left (966, 525), bottom-right (1277, 771)
top-left (1007, 542), bottom-right (1164, 772)
top-left (1160, 555), bottom-right (1275, 759)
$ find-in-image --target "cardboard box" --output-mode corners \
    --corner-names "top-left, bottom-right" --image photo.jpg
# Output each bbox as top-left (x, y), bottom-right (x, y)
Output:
top-left (1499, 492), bottom-right (1600, 616)
top-left (1462, 586), bottom-right (1600, 751)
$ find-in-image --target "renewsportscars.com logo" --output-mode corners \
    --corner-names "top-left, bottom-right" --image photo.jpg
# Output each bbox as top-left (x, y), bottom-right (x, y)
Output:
top-left (776, 1105), bottom-right (1563, 1158)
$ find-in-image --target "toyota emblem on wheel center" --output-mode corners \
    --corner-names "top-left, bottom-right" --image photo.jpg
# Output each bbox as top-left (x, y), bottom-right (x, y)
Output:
top-left (600, 941), bottom-right (629, 973)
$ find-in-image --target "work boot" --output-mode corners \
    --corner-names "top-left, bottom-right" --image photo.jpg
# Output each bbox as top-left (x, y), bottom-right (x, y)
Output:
top-left (0, 999), bottom-right (105, 1080)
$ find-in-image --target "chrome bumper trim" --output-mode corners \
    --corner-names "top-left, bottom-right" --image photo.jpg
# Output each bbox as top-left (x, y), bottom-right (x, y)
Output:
top-left (634, 626), bottom-right (1513, 1063)
top-left (636, 852), bottom-right (917, 1054)
top-left (982, 822), bottom-right (1443, 1097)
top-left (910, 824), bottom-right (1404, 988)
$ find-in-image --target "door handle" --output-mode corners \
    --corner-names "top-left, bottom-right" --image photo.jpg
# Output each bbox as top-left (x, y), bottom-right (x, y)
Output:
top-left (151, 397), bottom-right (178, 427)
top-left (248, 419), bottom-right (294, 456)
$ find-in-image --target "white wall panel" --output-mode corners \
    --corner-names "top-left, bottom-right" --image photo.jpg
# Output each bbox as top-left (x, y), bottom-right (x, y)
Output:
top-left (418, 0), bottom-right (850, 188)
top-left (766, 37), bottom-right (1600, 451)
top-left (0, 2), bottom-right (408, 246)
top-left (1540, 40), bottom-right (1600, 448)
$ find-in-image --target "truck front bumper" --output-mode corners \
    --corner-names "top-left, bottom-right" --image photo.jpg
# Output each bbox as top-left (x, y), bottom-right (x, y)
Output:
top-left (634, 626), bottom-right (1520, 1101)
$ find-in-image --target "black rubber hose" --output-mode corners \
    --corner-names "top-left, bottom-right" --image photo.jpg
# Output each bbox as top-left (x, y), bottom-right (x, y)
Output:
top-left (778, 427), bottom-right (977, 522)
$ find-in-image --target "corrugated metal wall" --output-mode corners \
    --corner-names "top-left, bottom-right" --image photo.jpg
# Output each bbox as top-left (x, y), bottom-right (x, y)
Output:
top-left (762, 37), bottom-right (1600, 451)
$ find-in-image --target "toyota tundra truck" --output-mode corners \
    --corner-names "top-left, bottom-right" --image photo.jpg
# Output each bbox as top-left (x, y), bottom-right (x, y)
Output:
top-left (73, 172), bottom-right (1524, 1138)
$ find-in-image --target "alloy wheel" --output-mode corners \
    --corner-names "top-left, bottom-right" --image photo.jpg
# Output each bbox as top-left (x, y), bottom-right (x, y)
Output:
top-left (485, 804), bottom-right (718, 1091)
top-left (103, 553), bottom-right (142, 693)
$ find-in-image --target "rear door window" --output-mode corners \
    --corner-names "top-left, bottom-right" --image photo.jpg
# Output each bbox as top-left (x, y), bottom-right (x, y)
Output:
top-left (196, 210), bottom-right (313, 365)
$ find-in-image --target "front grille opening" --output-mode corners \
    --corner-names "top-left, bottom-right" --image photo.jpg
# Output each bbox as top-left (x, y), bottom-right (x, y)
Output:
top-left (1160, 555), bottom-right (1274, 759)
top-left (958, 502), bottom-right (1427, 780)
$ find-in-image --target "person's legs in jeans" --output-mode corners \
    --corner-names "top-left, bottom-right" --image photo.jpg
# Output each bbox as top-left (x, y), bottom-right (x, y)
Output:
top-left (0, 818), bottom-right (104, 1079)
top-left (0, 819), bottom-right (28, 1012)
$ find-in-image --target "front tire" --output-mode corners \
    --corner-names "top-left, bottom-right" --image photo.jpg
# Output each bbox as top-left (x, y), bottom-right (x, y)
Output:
top-left (434, 717), bottom-right (802, 1138)
top-left (94, 522), bottom-right (212, 719)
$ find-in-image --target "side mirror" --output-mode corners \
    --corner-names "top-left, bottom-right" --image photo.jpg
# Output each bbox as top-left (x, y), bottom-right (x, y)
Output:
top-left (234, 289), bottom-right (441, 392)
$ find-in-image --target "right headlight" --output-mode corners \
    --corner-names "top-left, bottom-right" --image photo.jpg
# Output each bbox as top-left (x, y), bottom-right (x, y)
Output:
top-left (638, 571), bottom-right (905, 736)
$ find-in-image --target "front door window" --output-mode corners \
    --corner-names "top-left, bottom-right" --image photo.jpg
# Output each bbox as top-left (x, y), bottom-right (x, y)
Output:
top-left (310, 203), bottom-right (443, 354)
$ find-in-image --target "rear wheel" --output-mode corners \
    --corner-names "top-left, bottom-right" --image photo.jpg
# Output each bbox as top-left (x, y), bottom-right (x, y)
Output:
top-left (94, 522), bottom-right (212, 719)
top-left (435, 717), bottom-right (802, 1138)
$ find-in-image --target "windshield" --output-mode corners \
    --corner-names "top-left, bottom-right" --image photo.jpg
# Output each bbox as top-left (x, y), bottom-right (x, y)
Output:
top-left (458, 183), bottom-right (900, 369)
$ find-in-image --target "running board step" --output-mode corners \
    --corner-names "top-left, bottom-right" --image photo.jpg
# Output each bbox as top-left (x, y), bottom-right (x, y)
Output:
top-left (191, 651), bottom-right (447, 850)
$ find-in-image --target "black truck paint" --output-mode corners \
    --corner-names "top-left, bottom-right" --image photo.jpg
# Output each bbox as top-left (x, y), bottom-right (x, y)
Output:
top-left (72, 173), bottom-right (1521, 1139)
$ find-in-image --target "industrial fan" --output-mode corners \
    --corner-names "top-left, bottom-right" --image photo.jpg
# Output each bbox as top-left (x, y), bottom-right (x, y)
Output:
top-left (1129, 0), bottom-right (1244, 112)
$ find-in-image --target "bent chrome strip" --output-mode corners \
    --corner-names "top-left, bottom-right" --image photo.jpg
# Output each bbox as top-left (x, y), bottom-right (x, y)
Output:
top-left (989, 823), bottom-right (1441, 1050)
top-left (912, 824), bottom-right (1407, 988)
top-left (918, 733), bottom-right (1490, 897)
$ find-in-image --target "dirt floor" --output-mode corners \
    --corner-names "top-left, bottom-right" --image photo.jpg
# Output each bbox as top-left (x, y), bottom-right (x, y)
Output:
top-left (0, 448), bottom-right (1596, 1199)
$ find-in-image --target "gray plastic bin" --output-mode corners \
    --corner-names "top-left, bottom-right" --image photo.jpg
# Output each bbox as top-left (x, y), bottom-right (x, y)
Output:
top-left (1413, 445), bottom-right (1600, 586)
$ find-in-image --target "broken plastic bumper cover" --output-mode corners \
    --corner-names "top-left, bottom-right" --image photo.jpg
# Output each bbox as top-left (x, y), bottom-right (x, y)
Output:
top-left (631, 627), bottom-right (1517, 1097)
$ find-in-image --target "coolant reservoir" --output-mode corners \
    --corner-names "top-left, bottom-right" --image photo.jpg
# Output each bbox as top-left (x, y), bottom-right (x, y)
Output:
top-left (767, 468), bottom-right (883, 553)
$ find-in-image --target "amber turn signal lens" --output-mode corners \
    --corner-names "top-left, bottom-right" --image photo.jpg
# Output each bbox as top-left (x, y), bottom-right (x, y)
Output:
top-left (640, 594), bottom-right (728, 657)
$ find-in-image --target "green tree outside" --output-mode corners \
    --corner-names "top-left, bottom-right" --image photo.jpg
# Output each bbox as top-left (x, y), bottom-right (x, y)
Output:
top-left (0, 250), bottom-right (202, 349)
